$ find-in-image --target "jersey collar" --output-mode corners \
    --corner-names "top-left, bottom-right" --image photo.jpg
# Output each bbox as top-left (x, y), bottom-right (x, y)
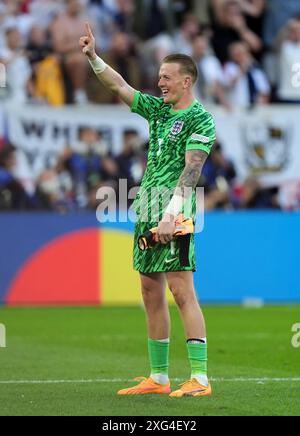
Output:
top-left (169, 99), bottom-right (198, 115)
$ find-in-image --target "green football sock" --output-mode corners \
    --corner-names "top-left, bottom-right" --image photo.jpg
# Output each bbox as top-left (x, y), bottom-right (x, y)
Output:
top-left (187, 340), bottom-right (207, 376)
top-left (148, 338), bottom-right (169, 375)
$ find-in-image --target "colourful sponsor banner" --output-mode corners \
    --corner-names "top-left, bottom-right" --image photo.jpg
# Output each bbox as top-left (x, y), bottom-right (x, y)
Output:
top-left (0, 213), bottom-right (100, 305)
top-left (0, 212), bottom-right (300, 305)
top-left (0, 214), bottom-right (143, 306)
top-left (7, 228), bottom-right (100, 305)
top-left (101, 230), bottom-right (141, 305)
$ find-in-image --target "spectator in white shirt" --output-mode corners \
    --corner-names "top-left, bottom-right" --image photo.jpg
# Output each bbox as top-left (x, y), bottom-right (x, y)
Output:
top-left (276, 19), bottom-right (300, 103)
top-left (223, 41), bottom-right (270, 109)
top-left (29, 0), bottom-right (64, 29)
top-left (192, 34), bottom-right (231, 109)
top-left (1, 0), bottom-right (35, 46)
top-left (0, 27), bottom-right (31, 103)
top-left (173, 13), bottom-right (200, 56)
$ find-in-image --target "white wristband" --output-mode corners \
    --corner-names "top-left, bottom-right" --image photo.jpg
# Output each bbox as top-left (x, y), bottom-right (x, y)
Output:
top-left (164, 194), bottom-right (185, 218)
top-left (88, 55), bottom-right (107, 74)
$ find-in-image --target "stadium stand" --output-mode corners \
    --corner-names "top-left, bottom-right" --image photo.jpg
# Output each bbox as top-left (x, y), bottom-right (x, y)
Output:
top-left (0, 0), bottom-right (300, 211)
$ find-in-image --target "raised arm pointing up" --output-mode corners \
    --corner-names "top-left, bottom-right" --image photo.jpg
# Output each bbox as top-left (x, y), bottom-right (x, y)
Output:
top-left (79, 22), bottom-right (135, 106)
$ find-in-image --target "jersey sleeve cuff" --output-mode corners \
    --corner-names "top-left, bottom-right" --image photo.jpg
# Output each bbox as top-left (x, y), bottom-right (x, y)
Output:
top-left (186, 142), bottom-right (211, 154)
top-left (130, 90), bottom-right (140, 113)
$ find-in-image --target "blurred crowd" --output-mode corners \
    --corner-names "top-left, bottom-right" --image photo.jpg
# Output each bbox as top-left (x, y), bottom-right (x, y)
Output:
top-left (1, 0), bottom-right (300, 212)
top-left (0, 127), bottom-right (148, 211)
top-left (0, 0), bottom-right (300, 106)
top-left (1, 128), bottom-right (292, 212)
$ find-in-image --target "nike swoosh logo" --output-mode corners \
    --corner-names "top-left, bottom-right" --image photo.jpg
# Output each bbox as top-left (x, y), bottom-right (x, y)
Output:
top-left (185, 388), bottom-right (207, 396)
top-left (165, 258), bottom-right (177, 264)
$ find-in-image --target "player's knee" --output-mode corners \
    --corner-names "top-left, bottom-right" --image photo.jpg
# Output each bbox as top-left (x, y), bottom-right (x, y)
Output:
top-left (168, 283), bottom-right (188, 308)
top-left (141, 285), bottom-right (163, 307)
top-left (168, 278), bottom-right (198, 308)
top-left (141, 285), bottom-right (152, 303)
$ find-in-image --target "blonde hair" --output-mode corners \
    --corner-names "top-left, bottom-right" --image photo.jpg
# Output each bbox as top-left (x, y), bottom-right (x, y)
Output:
top-left (162, 54), bottom-right (198, 84)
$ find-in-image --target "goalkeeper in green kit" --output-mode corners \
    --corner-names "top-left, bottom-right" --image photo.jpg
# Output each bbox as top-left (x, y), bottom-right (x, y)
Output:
top-left (80, 23), bottom-right (216, 398)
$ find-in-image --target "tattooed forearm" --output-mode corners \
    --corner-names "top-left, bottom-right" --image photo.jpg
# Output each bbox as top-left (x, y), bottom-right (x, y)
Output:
top-left (162, 149), bottom-right (208, 219)
top-left (176, 149), bottom-right (208, 196)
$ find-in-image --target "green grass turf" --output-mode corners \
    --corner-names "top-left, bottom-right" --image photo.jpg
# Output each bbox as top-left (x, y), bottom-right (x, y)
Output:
top-left (0, 305), bottom-right (299, 416)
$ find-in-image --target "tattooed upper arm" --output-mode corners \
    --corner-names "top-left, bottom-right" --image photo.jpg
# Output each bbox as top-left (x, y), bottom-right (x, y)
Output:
top-left (177, 149), bottom-right (208, 192)
top-left (185, 149), bottom-right (208, 169)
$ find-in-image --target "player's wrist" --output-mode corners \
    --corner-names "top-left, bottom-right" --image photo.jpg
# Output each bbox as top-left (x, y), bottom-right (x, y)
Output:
top-left (164, 194), bottom-right (185, 218)
top-left (88, 54), bottom-right (107, 74)
top-left (161, 212), bottom-right (176, 223)
top-left (86, 51), bottom-right (97, 60)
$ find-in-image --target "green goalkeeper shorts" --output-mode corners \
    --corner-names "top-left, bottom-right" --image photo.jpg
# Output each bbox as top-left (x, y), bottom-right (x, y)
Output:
top-left (133, 220), bottom-right (196, 273)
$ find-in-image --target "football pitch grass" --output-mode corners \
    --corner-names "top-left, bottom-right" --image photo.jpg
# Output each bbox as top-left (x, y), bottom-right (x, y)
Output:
top-left (0, 305), bottom-right (299, 416)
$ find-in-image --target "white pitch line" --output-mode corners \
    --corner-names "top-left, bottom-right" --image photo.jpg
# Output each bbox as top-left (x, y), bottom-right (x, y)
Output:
top-left (0, 377), bottom-right (300, 385)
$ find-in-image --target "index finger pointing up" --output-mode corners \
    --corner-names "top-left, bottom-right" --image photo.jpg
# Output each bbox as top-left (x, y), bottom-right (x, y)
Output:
top-left (85, 22), bottom-right (93, 38)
